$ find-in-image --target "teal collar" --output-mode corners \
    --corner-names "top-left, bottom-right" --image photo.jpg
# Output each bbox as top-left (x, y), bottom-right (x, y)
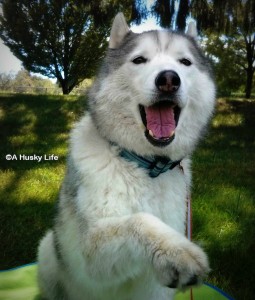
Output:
top-left (118, 147), bottom-right (181, 178)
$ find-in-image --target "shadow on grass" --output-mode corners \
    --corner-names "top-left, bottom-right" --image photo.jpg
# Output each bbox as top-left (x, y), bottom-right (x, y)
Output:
top-left (0, 94), bottom-right (86, 170)
top-left (1, 95), bottom-right (255, 298)
top-left (0, 94), bottom-right (86, 270)
top-left (0, 199), bottom-right (55, 270)
top-left (192, 98), bottom-right (255, 299)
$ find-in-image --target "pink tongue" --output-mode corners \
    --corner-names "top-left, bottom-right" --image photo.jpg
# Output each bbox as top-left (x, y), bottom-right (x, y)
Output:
top-left (145, 105), bottom-right (176, 138)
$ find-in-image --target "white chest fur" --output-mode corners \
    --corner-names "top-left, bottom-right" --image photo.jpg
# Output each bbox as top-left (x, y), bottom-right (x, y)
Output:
top-left (71, 114), bottom-right (189, 234)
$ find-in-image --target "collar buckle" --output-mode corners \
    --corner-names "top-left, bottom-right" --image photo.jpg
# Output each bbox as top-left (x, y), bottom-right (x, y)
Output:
top-left (149, 156), bottom-right (180, 178)
top-left (114, 143), bottom-right (181, 178)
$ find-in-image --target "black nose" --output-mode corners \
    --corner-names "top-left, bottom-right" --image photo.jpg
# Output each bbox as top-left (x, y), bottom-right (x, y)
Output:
top-left (155, 70), bottom-right (181, 93)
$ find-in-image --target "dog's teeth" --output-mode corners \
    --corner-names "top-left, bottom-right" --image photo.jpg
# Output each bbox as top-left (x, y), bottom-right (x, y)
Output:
top-left (149, 130), bottom-right (154, 137)
top-left (169, 130), bottom-right (175, 137)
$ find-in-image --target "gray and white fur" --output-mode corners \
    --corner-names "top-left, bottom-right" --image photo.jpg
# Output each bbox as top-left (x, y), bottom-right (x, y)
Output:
top-left (38, 13), bottom-right (216, 300)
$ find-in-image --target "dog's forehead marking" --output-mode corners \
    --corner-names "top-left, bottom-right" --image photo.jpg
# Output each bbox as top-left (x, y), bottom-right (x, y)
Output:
top-left (164, 34), bottom-right (194, 61)
top-left (131, 31), bottom-right (161, 55)
top-left (131, 31), bottom-right (193, 59)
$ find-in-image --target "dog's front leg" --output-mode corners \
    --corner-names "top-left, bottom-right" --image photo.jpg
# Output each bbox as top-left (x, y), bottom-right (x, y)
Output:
top-left (83, 212), bottom-right (209, 288)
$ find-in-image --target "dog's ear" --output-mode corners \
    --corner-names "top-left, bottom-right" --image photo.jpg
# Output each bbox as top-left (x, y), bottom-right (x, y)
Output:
top-left (186, 21), bottom-right (198, 39)
top-left (109, 13), bottom-right (130, 49)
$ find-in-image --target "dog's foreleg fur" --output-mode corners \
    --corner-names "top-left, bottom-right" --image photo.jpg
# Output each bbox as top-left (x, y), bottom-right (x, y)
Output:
top-left (83, 212), bottom-right (209, 288)
top-left (37, 231), bottom-right (68, 300)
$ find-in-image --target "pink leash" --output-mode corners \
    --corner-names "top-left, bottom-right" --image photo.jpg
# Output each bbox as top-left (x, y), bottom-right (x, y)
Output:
top-left (181, 163), bottom-right (193, 300)
top-left (187, 194), bottom-right (194, 300)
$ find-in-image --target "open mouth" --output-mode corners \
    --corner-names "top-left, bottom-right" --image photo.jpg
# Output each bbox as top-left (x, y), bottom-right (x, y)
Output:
top-left (139, 101), bottom-right (181, 147)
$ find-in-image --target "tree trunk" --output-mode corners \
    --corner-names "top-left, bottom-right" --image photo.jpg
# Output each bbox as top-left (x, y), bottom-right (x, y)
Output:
top-left (152, 0), bottom-right (174, 28)
top-left (245, 67), bottom-right (254, 99)
top-left (244, 33), bottom-right (254, 99)
top-left (62, 88), bottom-right (70, 95)
top-left (176, 0), bottom-right (189, 30)
top-left (61, 80), bottom-right (70, 95)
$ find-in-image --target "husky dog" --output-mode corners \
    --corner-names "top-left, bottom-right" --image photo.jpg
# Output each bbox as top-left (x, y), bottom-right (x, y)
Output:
top-left (38, 13), bottom-right (215, 300)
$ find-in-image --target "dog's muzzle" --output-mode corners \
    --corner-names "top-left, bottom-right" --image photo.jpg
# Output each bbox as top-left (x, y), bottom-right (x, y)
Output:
top-left (139, 70), bottom-right (181, 147)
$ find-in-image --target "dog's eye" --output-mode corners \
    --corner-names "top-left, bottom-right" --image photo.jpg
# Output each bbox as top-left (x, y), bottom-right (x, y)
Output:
top-left (132, 56), bottom-right (147, 64)
top-left (179, 58), bottom-right (192, 66)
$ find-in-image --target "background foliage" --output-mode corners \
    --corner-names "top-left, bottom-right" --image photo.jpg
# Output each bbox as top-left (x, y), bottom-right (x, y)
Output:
top-left (0, 1), bottom-right (255, 299)
top-left (0, 0), bottom-right (254, 96)
top-left (0, 0), bottom-right (110, 94)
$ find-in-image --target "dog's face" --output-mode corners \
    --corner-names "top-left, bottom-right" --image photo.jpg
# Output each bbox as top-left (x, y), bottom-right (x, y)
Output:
top-left (89, 13), bottom-right (216, 160)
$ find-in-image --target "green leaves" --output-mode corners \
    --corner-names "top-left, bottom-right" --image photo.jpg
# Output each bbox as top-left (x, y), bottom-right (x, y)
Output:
top-left (1, 1), bottom-right (254, 95)
top-left (0, 0), bottom-right (111, 94)
top-left (203, 33), bottom-right (247, 96)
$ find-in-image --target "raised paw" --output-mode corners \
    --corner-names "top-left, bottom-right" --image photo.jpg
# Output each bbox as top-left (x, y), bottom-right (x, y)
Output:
top-left (151, 237), bottom-right (210, 289)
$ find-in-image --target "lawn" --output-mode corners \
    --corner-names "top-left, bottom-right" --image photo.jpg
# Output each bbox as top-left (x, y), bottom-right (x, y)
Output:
top-left (192, 98), bottom-right (255, 299)
top-left (0, 93), bottom-right (254, 299)
top-left (0, 93), bottom-right (85, 269)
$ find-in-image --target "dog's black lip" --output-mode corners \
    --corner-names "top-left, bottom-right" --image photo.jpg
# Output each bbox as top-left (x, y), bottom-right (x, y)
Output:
top-left (139, 104), bottom-right (147, 127)
top-left (145, 130), bottom-right (175, 147)
top-left (139, 101), bottom-right (181, 147)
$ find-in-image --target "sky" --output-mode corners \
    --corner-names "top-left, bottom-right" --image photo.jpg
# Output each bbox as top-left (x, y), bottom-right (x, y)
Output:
top-left (0, 39), bottom-right (22, 74)
top-left (0, 18), bottom-right (161, 76)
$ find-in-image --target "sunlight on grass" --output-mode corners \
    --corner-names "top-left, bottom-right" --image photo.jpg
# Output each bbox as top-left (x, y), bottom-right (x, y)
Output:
top-left (0, 170), bottom-right (16, 189)
top-left (0, 166), bottom-right (65, 204)
top-left (0, 107), bottom-right (5, 120)
top-left (49, 145), bottom-right (68, 156)
top-left (191, 97), bottom-right (255, 298)
top-left (0, 93), bottom-right (85, 270)
top-left (19, 111), bottom-right (37, 124)
top-left (194, 178), bottom-right (255, 248)
top-left (217, 221), bottom-right (241, 240)
top-left (9, 134), bottom-right (38, 146)
top-left (0, 94), bottom-right (254, 299)
top-left (212, 113), bottom-right (244, 127)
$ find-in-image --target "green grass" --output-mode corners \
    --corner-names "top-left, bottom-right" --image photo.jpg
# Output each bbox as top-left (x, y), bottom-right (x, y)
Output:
top-left (192, 98), bottom-right (255, 299)
top-left (0, 94), bottom-right (254, 299)
top-left (0, 93), bottom-right (85, 270)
